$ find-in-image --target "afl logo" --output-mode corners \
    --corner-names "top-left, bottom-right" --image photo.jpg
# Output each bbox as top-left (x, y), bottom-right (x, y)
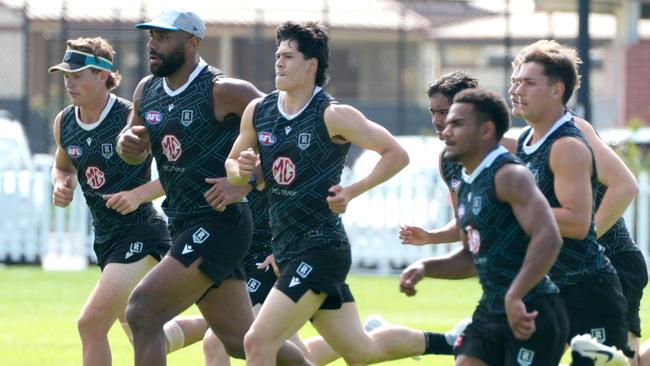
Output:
top-left (145, 110), bottom-right (163, 125)
top-left (67, 145), bottom-right (83, 158)
top-left (258, 132), bottom-right (276, 146)
top-left (85, 166), bottom-right (106, 189)
top-left (272, 156), bottom-right (296, 185)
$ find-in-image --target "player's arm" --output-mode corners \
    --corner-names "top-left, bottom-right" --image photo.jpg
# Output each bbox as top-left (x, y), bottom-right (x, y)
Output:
top-left (212, 78), bottom-right (265, 120)
top-left (400, 151), bottom-right (460, 245)
top-left (399, 242), bottom-right (476, 297)
top-left (117, 77), bottom-right (151, 165)
top-left (549, 137), bottom-right (595, 239)
top-left (51, 111), bottom-right (78, 207)
top-left (226, 98), bottom-right (263, 186)
top-left (324, 104), bottom-right (409, 213)
top-left (103, 179), bottom-right (165, 215)
top-left (496, 164), bottom-right (562, 339)
top-left (573, 117), bottom-right (639, 237)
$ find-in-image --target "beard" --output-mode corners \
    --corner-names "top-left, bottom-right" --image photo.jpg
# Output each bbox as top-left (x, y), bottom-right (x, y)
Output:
top-left (149, 46), bottom-right (186, 77)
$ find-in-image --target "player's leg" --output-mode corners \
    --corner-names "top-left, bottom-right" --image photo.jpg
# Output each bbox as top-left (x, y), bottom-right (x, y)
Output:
top-left (203, 328), bottom-right (232, 366)
top-left (163, 316), bottom-right (209, 354)
top-left (639, 339), bottom-right (650, 366)
top-left (610, 250), bottom-right (648, 366)
top-left (244, 287), bottom-right (326, 366)
top-left (311, 302), bottom-right (426, 365)
top-left (125, 256), bottom-right (215, 366)
top-left (78, 255), bottom-right (158, 366)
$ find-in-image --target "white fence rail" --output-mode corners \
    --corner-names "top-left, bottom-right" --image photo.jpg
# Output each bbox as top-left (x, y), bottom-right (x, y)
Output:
top-left (1, 160), bottom-right (649, 274)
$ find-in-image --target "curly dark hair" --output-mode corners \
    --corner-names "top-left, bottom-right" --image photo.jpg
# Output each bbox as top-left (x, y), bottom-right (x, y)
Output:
top-left (276, 21), bottom-right (330, 87)
top-left (426, 71), bottom-right (479, 101)
top-left (453, 88), bottom-right (511, 141)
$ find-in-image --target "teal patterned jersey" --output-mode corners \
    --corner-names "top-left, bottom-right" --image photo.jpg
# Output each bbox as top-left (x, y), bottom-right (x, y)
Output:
top-left (516, 114), bottom-right (615, 287)
top-left (253, 88), bottom-right (350, 260)
top-left (458, 146), bottom-right (558, 315)
top-left (440, 149), bottom-right (463, 193)
top-left (59, 94), bottom-right (157, 232)
top-left (138, 61), bottom-right (240, 220)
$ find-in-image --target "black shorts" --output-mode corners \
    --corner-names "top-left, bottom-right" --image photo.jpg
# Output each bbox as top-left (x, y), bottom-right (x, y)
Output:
top-left (609, 250), bottom-right (648, 337)
top-left (275, 246), bottom-right (355, 310)
top-left (454, 294), bottom-right (568, 366)
top-left (93, 217), bottom-right (170, 270)
top-left (168, 203), bottom-right (252, 286)
top-left (560, 271), bottom-right (630, 351)
top-left (246, 266), bottom-right (277, 306)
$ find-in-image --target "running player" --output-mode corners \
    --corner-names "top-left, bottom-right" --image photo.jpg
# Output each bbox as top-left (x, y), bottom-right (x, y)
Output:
top-left (226, 21), bottom-right (439, 365)
top-left (510, 40), bottom-right (632, 364)
top-left (511, 40), bottom-right (648, 366)
top-left (400, 88), bottom-right (568, 366)
top-left (49, 36), bottom-right (207, 365)
top-left (116, 9), bottom-right (309, 366)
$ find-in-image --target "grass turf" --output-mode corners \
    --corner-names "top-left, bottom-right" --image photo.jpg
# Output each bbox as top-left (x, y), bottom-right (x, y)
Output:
top-left (0, 265), bottom-right (647, 365)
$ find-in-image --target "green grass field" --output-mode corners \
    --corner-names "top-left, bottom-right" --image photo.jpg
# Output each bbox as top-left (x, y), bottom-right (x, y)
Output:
top-left (0, 266), bottom-right (648, 366)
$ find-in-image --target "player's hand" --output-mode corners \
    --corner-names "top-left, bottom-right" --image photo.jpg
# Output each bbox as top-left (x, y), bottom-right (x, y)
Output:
top-left (103, 190), bottom-right (142, 215)
top-left (326, 185), bottom-right (351, 214)
top-left (257, 254), bottom-right (280, 277)
top-left (399, 261), bottom-right (425, 296)
top-left (204, 177), bottom-right (251, 212)
top-left (505, 295), bottom-right (538, 340)
top-left (117, 126), bottom-right (150, 160)
top-left (53, 175), bottom-right (75, 207)
top-left (236, 148), bottom-right (259, 180)
top-left (399, 225), bottom-right (431, 245)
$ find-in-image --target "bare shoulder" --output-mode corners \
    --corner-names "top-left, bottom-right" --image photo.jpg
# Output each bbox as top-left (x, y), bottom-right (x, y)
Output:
top-left (495, 163), bottom-right (536, 200)
top-left (134, 75), bottom-right (154, 99)
top-left (324, 103), bottom-right (365, 123)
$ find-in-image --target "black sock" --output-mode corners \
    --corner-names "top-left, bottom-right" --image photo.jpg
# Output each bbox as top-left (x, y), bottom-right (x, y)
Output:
top-left (423, 331), bottom-right (453, 355)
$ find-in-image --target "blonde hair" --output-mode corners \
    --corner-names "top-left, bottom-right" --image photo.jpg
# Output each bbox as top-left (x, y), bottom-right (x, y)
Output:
top-left (66, 37), bottom-right (122, 90)
top-left (512, 40), bottom-right (582, 104)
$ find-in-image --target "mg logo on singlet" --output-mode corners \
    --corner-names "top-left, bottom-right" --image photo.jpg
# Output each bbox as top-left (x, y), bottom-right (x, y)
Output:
top-left (258, 131), bottom-right (277, 146)
top-left (85, 166), bottom-right (106, 189)
top-left (145, 110), bottom-right (163, 125)
top-left (272, 156), bottom-right (296, 185)
top-left (162, 134), bottom-right (182, 162)
top-left (465, 225), bottom-right (481, 254)
top-left (67, 145), bottom-right (83, 159)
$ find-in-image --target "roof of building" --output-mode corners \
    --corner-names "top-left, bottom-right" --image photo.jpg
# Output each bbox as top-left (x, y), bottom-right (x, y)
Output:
top-left (1, 0), bottom-right (435, 31)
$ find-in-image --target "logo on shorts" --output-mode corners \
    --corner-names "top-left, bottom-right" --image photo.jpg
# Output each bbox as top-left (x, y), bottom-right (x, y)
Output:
top-left (85, 166), bottom-right (106, 189)
top-left (258, 131), bottom-right (276, 146)
top-left (192, 227), bottom-right (210, 244)
top-left (272, 156), bottom-right (296, 185)
top-left (145, 110), bottom-right (163, 125)
top-left (247, 278), bottom-right (261, 293)
top-left (516, 348), bottom-right (535, 366)
top-left (289, 276), bottom-right (301, 288)
top-left (591, 328), bottom-right (606, 343)
top-left (181, 109), bottom-right (193, 127)
top-left (125, 241), bottom-right (143, 259)
top-left (101, 143), bottom-right (114, 159)
top-left (162, 134), bottom-right (182, 162)
top-left (182, 244), bottom-right (194, 255)
top-left (298, 133), bottom-right (311, 150)
top-left (67, 145), bottom-right (83, 158)
top-left (296, 261), bottom-right (313, 278)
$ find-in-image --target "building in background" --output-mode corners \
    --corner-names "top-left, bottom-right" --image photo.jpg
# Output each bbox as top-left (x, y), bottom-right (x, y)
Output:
top-left (0, 0), bottom-right (648, 155)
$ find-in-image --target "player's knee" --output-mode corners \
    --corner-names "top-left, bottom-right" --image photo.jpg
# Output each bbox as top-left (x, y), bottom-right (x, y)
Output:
top-left (243, 329), bottom-right (269, 357)
top-left (340, 348), bottom-right (374, 365)
top-left (125, 292), bottom-right (157, 332)
top-left (77, 309), bottom-right (108, 337)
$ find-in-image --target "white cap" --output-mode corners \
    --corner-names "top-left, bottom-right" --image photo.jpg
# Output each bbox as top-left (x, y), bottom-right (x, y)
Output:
top-left (135, 9), bottom-right (205, 39)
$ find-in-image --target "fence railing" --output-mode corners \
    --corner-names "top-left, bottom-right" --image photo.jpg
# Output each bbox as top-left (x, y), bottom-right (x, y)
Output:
top-left (1, 162), bottom-right (648, 274)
